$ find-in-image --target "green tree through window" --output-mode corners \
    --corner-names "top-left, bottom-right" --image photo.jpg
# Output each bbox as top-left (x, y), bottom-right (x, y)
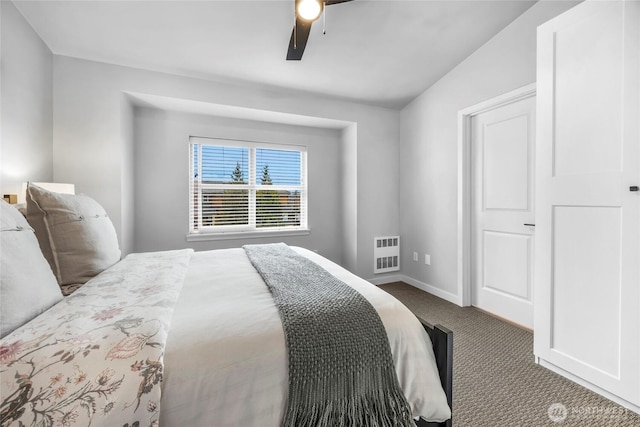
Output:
top-left (257, 164), bottom-right (282, 227)
top-left (231, 162), bottom-right (245, 184)
top-left (218, 161), bottom-right (248, 225)
top-left (260, 164), bottom-right (272, 185)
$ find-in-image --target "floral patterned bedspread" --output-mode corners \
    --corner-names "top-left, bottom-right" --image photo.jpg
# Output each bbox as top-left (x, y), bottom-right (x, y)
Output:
top-left (0, 249), bottom-right (193, 427)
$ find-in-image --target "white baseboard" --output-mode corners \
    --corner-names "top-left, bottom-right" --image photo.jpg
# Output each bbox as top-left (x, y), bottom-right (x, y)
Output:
top-left (370, 274), bottom-right (462, 306)
top-left (367, 274), bottom-right (403, 286)
top-left (400, 275), bottom-right (462, 306)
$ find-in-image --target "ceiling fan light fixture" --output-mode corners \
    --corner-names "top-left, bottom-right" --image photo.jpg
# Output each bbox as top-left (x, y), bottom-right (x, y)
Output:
top-left (297, 0), bottom-right (323, 22)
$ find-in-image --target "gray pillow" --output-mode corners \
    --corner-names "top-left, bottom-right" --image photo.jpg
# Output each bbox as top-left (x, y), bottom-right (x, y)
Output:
top-left (1, 200), bottom-right (63, 338)
top-left (26, 183), bottom-right (121, 286)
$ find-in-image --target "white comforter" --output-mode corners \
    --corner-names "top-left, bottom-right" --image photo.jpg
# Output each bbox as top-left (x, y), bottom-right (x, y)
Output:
top-left (160, 247), bottom-right (451, 425)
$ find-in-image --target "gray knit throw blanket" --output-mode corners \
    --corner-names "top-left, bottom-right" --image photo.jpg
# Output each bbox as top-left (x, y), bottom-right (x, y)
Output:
top-left (243, 243), bottom-right (414, 427)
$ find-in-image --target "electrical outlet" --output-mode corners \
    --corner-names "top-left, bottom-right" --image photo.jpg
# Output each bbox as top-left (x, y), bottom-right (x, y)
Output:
top-left (413, 252), bottom-right (418, 262)
top-left (424, 254), bottom-right (431, 265)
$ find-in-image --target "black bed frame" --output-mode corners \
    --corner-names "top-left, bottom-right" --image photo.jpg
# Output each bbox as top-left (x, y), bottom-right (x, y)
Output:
top-left (415, 317), bottom-right (453, 427)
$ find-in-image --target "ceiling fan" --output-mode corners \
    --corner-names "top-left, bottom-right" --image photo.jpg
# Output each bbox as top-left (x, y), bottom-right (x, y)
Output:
top-left (287, 0), bottom-right (354, 61)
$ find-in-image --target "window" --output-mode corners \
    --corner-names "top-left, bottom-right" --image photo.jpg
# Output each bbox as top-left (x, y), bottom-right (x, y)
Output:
top-left (189, 137), bottom-right (307, 237)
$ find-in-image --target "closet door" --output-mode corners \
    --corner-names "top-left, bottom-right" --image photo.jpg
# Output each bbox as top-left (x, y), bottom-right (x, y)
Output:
top-left (535, 0), bottom-right (640, 404)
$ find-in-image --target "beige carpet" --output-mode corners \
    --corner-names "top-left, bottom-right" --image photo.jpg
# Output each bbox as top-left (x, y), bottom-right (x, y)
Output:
top-left (380, 282), bottom-right (640, 427)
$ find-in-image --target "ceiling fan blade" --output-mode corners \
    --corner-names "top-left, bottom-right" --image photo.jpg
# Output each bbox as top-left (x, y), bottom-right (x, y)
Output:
top-left (324, 0), bottom-right (353, 5)
top-left (286, 17), bottom-right (312, 61)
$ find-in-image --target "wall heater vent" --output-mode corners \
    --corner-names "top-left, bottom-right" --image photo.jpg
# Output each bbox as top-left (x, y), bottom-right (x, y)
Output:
top-left (374, 236), bottom-right (400, 274)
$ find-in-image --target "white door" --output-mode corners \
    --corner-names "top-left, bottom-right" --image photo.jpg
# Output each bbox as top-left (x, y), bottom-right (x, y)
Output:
top-left (535, 0), bottom-right (640, 404)
top-left (471, 95), bottom-right (536, 329)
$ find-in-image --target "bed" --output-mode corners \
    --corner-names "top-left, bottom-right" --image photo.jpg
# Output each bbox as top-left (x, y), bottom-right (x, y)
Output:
top-left (0, 185), bottom-right (453, 427)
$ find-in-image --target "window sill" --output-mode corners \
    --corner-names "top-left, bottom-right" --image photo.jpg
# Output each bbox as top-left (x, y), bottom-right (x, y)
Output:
top-left (186, 228), bottom-right (311, 242)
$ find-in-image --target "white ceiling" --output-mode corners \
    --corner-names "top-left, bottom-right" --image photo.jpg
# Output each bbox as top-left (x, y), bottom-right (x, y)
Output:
top-left (14, 0), bottom-right (537, 109)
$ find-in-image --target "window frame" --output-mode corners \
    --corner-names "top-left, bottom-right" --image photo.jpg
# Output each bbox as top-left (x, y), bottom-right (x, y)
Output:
top-left (188, 136), bottom-right (309, 240)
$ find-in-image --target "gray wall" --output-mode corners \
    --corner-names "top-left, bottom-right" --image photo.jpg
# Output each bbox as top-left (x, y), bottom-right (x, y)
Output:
top-left (340, 124), bottom-right (358, 273)
top-left (133, 107), bottom-right (344, 264)
top-left (0, 1), bottom-right (53, 199)
top-left (398, 1), bottom-right (578, 303)
top-left (51, 55), bottom-right (400, 280)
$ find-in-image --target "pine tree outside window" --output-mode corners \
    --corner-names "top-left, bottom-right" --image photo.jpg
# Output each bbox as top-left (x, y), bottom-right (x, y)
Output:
top-left (189, 137), bottom-right (308, 237)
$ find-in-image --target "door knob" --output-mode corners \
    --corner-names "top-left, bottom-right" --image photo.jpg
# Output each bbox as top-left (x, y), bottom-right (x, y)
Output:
top-left (631, 186), bottom-right (639, 192)
top-left (524, 223), bottom-right (536, 227)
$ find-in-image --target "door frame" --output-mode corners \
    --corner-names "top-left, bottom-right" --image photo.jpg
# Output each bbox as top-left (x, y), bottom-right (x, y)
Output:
top-left (456, 83), bottom-right (537, 307)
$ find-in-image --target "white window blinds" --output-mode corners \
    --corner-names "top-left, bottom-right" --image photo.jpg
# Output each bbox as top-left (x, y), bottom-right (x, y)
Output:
top-left (189, 137), bottom-right (307, 235)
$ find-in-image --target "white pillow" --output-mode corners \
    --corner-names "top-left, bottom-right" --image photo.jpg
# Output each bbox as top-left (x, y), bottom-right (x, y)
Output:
top-left (26, 183), bottom-right (121, 286)
top-left (1, 200), bottom-right (63, 338)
